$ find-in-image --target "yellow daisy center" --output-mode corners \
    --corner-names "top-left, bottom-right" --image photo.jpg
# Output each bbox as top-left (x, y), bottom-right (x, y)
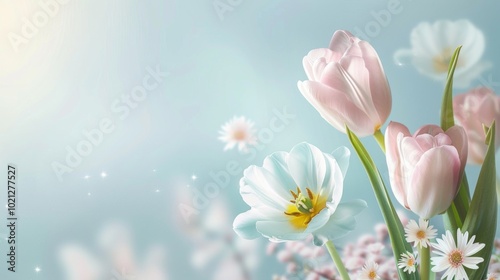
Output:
top-left (368, 270), bottom-right (377, 279)
top-left (416, 230), bottom-right (426, 239)
top-left (284, 187), bottom-right (327, 229)
top-left (407, 258), bottom-right (414, 267)
top-left (233, 130), bottom-right (247, 140)
top-left (448, 249), bottom-right (464, 267)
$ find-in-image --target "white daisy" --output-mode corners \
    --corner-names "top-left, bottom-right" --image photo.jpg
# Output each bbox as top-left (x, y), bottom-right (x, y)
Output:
top-left (394, 19), bottom-right (491, 88)
top-left (431, 229), bottom-right (485, 280)
top-left (218, 116), bottom-right (257, 152)
top-left (398, 251), bottom-right (417, 274)
top-left (359, 261), bottom-right (381, 280)
top-left (405, 218), bottom-right (437, 248)
top-left (487, 273), bottom-right (500, 280)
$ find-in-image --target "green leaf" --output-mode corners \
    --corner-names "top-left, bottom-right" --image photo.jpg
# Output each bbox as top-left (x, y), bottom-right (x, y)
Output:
top-left (346, 127), bottom-right (418, 280)
top-left (439, 46), bottom-right (471, 232)
top-left (463, 122), bottom-right (497, 279)
top-left (440, 45), bottom-right (462, 130)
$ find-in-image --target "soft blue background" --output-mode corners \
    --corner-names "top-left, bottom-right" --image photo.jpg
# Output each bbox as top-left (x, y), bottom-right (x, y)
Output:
top-left (1, 0), bottom-right (500, 279)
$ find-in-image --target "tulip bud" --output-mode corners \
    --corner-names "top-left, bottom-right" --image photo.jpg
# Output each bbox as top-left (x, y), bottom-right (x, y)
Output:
top-left (385, 122), bottom-right (468, 219)
top-left (298, 30), bottom-right (391, 137)
top-left (453, 86), bottom-right (500, 164)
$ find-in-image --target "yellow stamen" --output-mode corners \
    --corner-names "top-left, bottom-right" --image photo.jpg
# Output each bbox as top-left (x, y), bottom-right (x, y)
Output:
top-left (306, 188), bottom-right (314, 200)
top-left (284, 187), bottom-right (327, 229)
top-left (284, 211), bottom-right (301, 217)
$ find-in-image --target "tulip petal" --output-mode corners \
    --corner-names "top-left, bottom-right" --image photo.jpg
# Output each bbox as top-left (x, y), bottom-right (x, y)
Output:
top-left (359, 41), bottom-right (392, 119)
top-left (414, 124), bottom-right (444, 137)
top-left (398, 136), bottom-right (427, 206)
top-left (311, 57), bottom-right (329, 81)
top-left (240, 166), bottom-right (290, 213)
top-left (335, 58), bottom-right (379, 124)
top-left (328, 30), bottom-right (357, 58)
top-left (407, 146), bottom-right (461, 219)
top-left (233, 210), bottom-right (265, 239)
top-left (262, 151), bottom-right (297, 193)
top-left (298, 80), bottom-right (374, 136)
top-left (445, 125), bottom-right (468, 177)
top-left (322, 146), bottom-right (350, 207)
top-left (298, 80), bottom-right (346, 132)
top-left (454, 87), bottom-right (500, 164)
top-left (411, 21), bottom-right (443, 58)
top-left (302, 48), bottom-right (335, 81)
top-left (320, 153), bottom-right (344, 208)
top-left (312, 200), bottom-right (367, 246)
top-left (385, 122), bottom-right (411, 209)
top-left (476, 88), bottom-right (500, 126)
top-left (331, 146), bottom-right (350, 178)
top-left (451, 20), bottom-right (485, 71)
top-left (303, 207), bottom-right (331, 232)
top-left (413, 134), bottom-right (439, 151)
top-left (255, 220), bottom-right (309, 242)
top-left (287, 142), bottom-right (327, 194)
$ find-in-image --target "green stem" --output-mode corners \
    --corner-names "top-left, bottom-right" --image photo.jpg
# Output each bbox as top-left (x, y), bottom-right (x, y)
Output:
top-left (373, 129), bottom-right (385, 153)
top-left (419, 245), bottom-right (430, 280)
top-left (496, 175), bottom-right (500, 206)
top-left (325, 240), bottom-right (350, 280)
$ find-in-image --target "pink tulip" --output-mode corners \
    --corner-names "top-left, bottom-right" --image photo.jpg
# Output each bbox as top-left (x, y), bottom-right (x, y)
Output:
top-left (385, 122), bottom-right (468, 219)
top-left (453, 87), bottom-right (500, 164)
top-left (297, 30), bottom-right (391, 137)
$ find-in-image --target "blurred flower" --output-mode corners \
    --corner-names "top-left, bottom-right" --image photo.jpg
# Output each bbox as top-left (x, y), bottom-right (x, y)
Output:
top-left (298, 30), bottom-right (391, 137)
top-left (59, 245), bottom-right (103, 280)
top-left (404, 218), bottom-right (437, 248)
top-left (233, 142), bottom-right (366, 245)
top-left (487, 273), bottom-right (500, 280)
top-left (359, 261), bottom-right (381, 280)
top-left (453, 86), bottom-right (500, 164)
top-left (394, 19), bottom-right (491, 88)
top-left (269, 236), bottom-right (336, 279)
top-left (490, 240), bottom-right (500, 275)
top-left (187, 199), bottom-right (260, 280)
top-left (59, 223), bottom-right (168, 280)
top-left (398, 251), bottom-right (417, 274)
top-left (270, 213), bottom-right (410, 279)
top-left (385, 122), bottom-right (468, 219)
top-left (218, 116), bottom-right (257, 152)
top-left (431, 229), bottom-right (485, 280)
